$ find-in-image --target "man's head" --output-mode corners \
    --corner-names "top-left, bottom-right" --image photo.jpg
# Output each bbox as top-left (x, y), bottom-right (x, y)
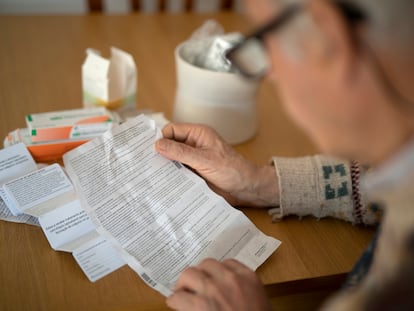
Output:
top-left (242, 0), bottom-right (414, 164)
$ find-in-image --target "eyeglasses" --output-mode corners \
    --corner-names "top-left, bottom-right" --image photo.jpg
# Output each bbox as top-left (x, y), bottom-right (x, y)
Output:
top-left (225, 1), bottom-right (366, 80)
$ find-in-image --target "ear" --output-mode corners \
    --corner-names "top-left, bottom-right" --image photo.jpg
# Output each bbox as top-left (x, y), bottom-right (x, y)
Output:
top-left (306, 0), bottom-right (357, 80)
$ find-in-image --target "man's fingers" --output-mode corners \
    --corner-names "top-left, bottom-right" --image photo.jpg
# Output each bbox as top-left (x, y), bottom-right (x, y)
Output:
top-left (177, 259), bottom-right (253, 293)
top-left (222, 259), bottom-right (263, 287)
top-left (222, 259), bottom-right (253, 275)
top-left (170, 261), bottom-right (230, 310)
top-left (161, 122), bottom-right (221, 148)
top-left (174, 266), bottom-right (210, 294)
top-left (167, 290), bottom-right (212, 311)
top-left (197, 258), bottom-right (259, 289)
top-left (168, 259), bottom-right (269, 311)
top-left (155, 138), bottom-right (207, 170)
top-left (161, 123), bottom-right (204, 145)
top-left (197, 258), bottom-right (233, 281)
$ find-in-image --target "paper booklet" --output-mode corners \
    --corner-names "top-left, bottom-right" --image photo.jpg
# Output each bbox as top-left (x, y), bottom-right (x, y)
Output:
top-left (0, 143), bottom-right (125, 282)
top-left (1, 115), bottom-right (281, 295)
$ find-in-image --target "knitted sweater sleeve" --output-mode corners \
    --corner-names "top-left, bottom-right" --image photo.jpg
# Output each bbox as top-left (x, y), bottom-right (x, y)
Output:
top-left (268, 155), bottom-right (381, 225)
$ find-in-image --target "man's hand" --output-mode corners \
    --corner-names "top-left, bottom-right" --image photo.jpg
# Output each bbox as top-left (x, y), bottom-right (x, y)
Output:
top-left (155, 123), bottom-right (279, 207)
top-left (166, 258), bottom-right (272, 311)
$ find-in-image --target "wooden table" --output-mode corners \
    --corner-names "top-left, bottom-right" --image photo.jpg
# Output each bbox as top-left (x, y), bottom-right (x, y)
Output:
top-left (0, 13), bottom-right (374, 311)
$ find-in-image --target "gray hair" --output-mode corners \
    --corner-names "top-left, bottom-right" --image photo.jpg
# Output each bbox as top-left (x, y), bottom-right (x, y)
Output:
top-left (273, 0), bottom-right (414, 57)
top-left (350, 0), bottom-right (414, 48)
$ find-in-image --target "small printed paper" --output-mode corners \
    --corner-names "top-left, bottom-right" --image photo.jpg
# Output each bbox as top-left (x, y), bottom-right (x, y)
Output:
top-left (0, 143), bottom-right (38, 217)
top-left (0, 143), bottom-right (37, 182)
top-left (39, 199), bottom-right (126, 280)
top-left (38, 200), bottom-right (96, 252)
top-left (3, 163), bottom-right (75, 217)
top-left (73, 235), bottom-right (125, 282)
top-left (0, 195), bottom-right (39, 226)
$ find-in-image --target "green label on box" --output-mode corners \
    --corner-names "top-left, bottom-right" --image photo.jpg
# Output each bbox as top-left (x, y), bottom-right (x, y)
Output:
top-left (31, 129), bottom-right (37, 136)
top-left (27, 115), bottom-right (33, 122)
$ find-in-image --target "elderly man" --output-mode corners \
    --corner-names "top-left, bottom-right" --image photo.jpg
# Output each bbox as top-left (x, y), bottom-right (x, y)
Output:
top-left (155, 0), bottom-right (414, 309)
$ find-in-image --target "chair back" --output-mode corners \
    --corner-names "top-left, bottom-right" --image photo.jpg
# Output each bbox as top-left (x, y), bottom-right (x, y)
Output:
top-left (88, 0), bottom-right (244, 14)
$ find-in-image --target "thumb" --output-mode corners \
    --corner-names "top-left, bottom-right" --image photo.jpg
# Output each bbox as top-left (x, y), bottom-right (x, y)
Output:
top-left (155, 138), bottom-right (205, 170)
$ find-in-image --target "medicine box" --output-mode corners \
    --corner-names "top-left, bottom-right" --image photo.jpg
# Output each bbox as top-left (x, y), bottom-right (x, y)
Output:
top-left (26, 107), bottom-right (116, 143)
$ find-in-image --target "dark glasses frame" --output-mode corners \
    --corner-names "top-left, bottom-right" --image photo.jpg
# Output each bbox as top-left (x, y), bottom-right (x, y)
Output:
top-left (225, 1), bottom-right (366, 79)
